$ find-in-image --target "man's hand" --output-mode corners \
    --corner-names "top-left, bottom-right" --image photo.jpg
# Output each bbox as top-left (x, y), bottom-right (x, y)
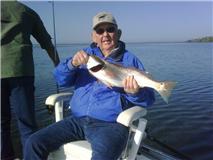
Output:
top-left (123, 75), bottom-right (139, 94)
top-left (72, 50), bottom-right (89, 67)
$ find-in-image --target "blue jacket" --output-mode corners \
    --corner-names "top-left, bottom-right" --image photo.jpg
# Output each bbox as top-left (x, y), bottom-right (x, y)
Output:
top-left (54, 41), bottom-right (155, 122)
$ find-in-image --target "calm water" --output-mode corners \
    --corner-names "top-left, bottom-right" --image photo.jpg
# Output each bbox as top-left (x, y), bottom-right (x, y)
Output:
top-left (12, 42), bottom-right (213, 159)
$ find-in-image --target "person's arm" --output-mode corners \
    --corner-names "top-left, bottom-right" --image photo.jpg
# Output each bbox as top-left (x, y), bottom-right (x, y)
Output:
top-left (54, 50), bottom-right (89, 87)
top-left (31, 11), bottom-right (60, 66)
top-left (122, 87), bottom-right (155, 107)
top-left (45, 45), bottom-right (60, 66)
top-left (121, 56), bottom-right (155, 108)
top-left (53, 57), bottom-right (78, 87)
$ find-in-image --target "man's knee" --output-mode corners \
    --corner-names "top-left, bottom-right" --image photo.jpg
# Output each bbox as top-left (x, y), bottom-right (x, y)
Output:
top-left (25, 134), bottom-right (40, 150)
top-left (24, 133), bottom-right (49, 159)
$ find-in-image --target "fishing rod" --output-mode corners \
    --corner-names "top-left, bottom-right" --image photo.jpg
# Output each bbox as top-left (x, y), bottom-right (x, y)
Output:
top-left (51, 1), bottom-right (59, 94)
top-left (46, 1), bottom-right (60, 115)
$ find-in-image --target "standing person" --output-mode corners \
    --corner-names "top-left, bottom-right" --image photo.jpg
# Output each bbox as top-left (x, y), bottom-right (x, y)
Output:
top-left (1, 1), bottom-right (60, 160)
top-left (24, 12), bottom-right (155, 160)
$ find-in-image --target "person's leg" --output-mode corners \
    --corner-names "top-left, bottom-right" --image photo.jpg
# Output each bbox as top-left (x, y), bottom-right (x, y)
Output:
top-left (10, 76), bottom-right (37, 149)
top-left (24, 116), bottom-right (85, 160)
top-left (1, 78), bottom-right (15, 160)
top-left (85, 118), bottom-right (129, 160)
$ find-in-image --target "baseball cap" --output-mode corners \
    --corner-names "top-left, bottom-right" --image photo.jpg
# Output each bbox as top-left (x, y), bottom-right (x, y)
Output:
top-left (93, 12), bottom-right (117, 29)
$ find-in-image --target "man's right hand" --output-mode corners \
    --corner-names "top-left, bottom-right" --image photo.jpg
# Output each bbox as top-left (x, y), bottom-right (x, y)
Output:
top-left (71, 50), bottom-right (89, 67)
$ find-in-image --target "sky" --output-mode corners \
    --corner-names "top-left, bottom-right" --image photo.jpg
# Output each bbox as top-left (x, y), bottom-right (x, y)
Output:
top-left (20, 0), bottom-right (213, 44)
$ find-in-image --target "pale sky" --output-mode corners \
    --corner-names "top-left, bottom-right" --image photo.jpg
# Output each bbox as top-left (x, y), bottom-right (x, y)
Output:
top-left (21, 0), bottom-right (213, 44)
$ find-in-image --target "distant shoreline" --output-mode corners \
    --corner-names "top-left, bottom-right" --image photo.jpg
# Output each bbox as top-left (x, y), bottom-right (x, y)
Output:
top-left (33, 36), bottom-right (213, 46)
top-left (186, 36), bottom-right (213, 42)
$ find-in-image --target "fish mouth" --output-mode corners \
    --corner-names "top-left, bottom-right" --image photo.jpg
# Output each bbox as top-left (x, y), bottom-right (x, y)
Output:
top-left (87, 55), bottom-right (105, 72)
top-left (89, 64), bottom-right (104, 72)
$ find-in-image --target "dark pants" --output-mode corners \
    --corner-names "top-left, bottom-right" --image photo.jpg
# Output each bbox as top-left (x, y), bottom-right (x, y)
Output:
top-left (1, 77), bottom-right (37, 160)
top-left (24, 116), bottom-right (129, 160)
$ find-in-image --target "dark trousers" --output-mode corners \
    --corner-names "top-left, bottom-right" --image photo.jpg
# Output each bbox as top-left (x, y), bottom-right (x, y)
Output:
top-left (24, 116), bottom-right (129, 160)
top-left (1, 77), bottom-right (37, 160)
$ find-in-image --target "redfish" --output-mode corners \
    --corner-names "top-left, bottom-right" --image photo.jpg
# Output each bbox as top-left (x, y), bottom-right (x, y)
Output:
top-left (87, 55), bottom-right (176, 103)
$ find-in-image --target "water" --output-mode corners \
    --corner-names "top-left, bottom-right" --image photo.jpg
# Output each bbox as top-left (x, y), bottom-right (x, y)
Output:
top-left (12, 42), bottom-right (213, 159)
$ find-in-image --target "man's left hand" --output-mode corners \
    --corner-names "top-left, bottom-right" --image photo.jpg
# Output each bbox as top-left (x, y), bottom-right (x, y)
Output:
top-left (123, 75), bottom-right (139, 94)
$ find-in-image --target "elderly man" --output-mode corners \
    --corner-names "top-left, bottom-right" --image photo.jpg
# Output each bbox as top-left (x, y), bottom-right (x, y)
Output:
top-left (24, 12), bottom-right (155, 160)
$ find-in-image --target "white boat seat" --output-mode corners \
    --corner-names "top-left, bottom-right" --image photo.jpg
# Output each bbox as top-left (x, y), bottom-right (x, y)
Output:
top-left (45, 92), bottom-right (147, 160)
top-left (48, 141), bottom-right (92, 160)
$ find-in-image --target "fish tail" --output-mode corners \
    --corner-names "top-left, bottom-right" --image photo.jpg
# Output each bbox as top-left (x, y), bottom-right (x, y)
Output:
top-left (157, 81), bottom-right (177, 103)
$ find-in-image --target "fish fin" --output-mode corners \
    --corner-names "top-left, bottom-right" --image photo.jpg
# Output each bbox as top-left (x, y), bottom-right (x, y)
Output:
top-left (157, 81), bottom-right (177, 103)
top-left (144, 71), bottom-right (153, 79)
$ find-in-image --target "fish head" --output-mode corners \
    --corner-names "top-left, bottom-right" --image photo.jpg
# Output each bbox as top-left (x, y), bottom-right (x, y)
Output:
top-left (87, 55), bottom-right (105, 72)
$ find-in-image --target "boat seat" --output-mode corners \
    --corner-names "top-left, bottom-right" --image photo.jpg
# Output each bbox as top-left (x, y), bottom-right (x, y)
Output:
top-left (45, 92), bottom-right (147, 160)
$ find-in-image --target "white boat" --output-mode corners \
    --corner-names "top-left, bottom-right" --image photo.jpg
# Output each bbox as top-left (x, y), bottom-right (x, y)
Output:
top-left (45, 92), bottom-right (190, 160)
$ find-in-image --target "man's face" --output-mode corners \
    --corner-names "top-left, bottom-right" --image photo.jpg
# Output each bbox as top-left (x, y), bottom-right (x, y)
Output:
top-left (93, 23), bottom-right (119, 55)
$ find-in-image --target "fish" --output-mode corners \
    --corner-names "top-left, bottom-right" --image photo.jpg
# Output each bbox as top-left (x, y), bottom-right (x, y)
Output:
top-left (87, 55), bottom-right (176, 103)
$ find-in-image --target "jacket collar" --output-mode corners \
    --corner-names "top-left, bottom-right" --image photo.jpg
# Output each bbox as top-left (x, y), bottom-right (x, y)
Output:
top-left (90, 41), bottom-right (126, 62)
